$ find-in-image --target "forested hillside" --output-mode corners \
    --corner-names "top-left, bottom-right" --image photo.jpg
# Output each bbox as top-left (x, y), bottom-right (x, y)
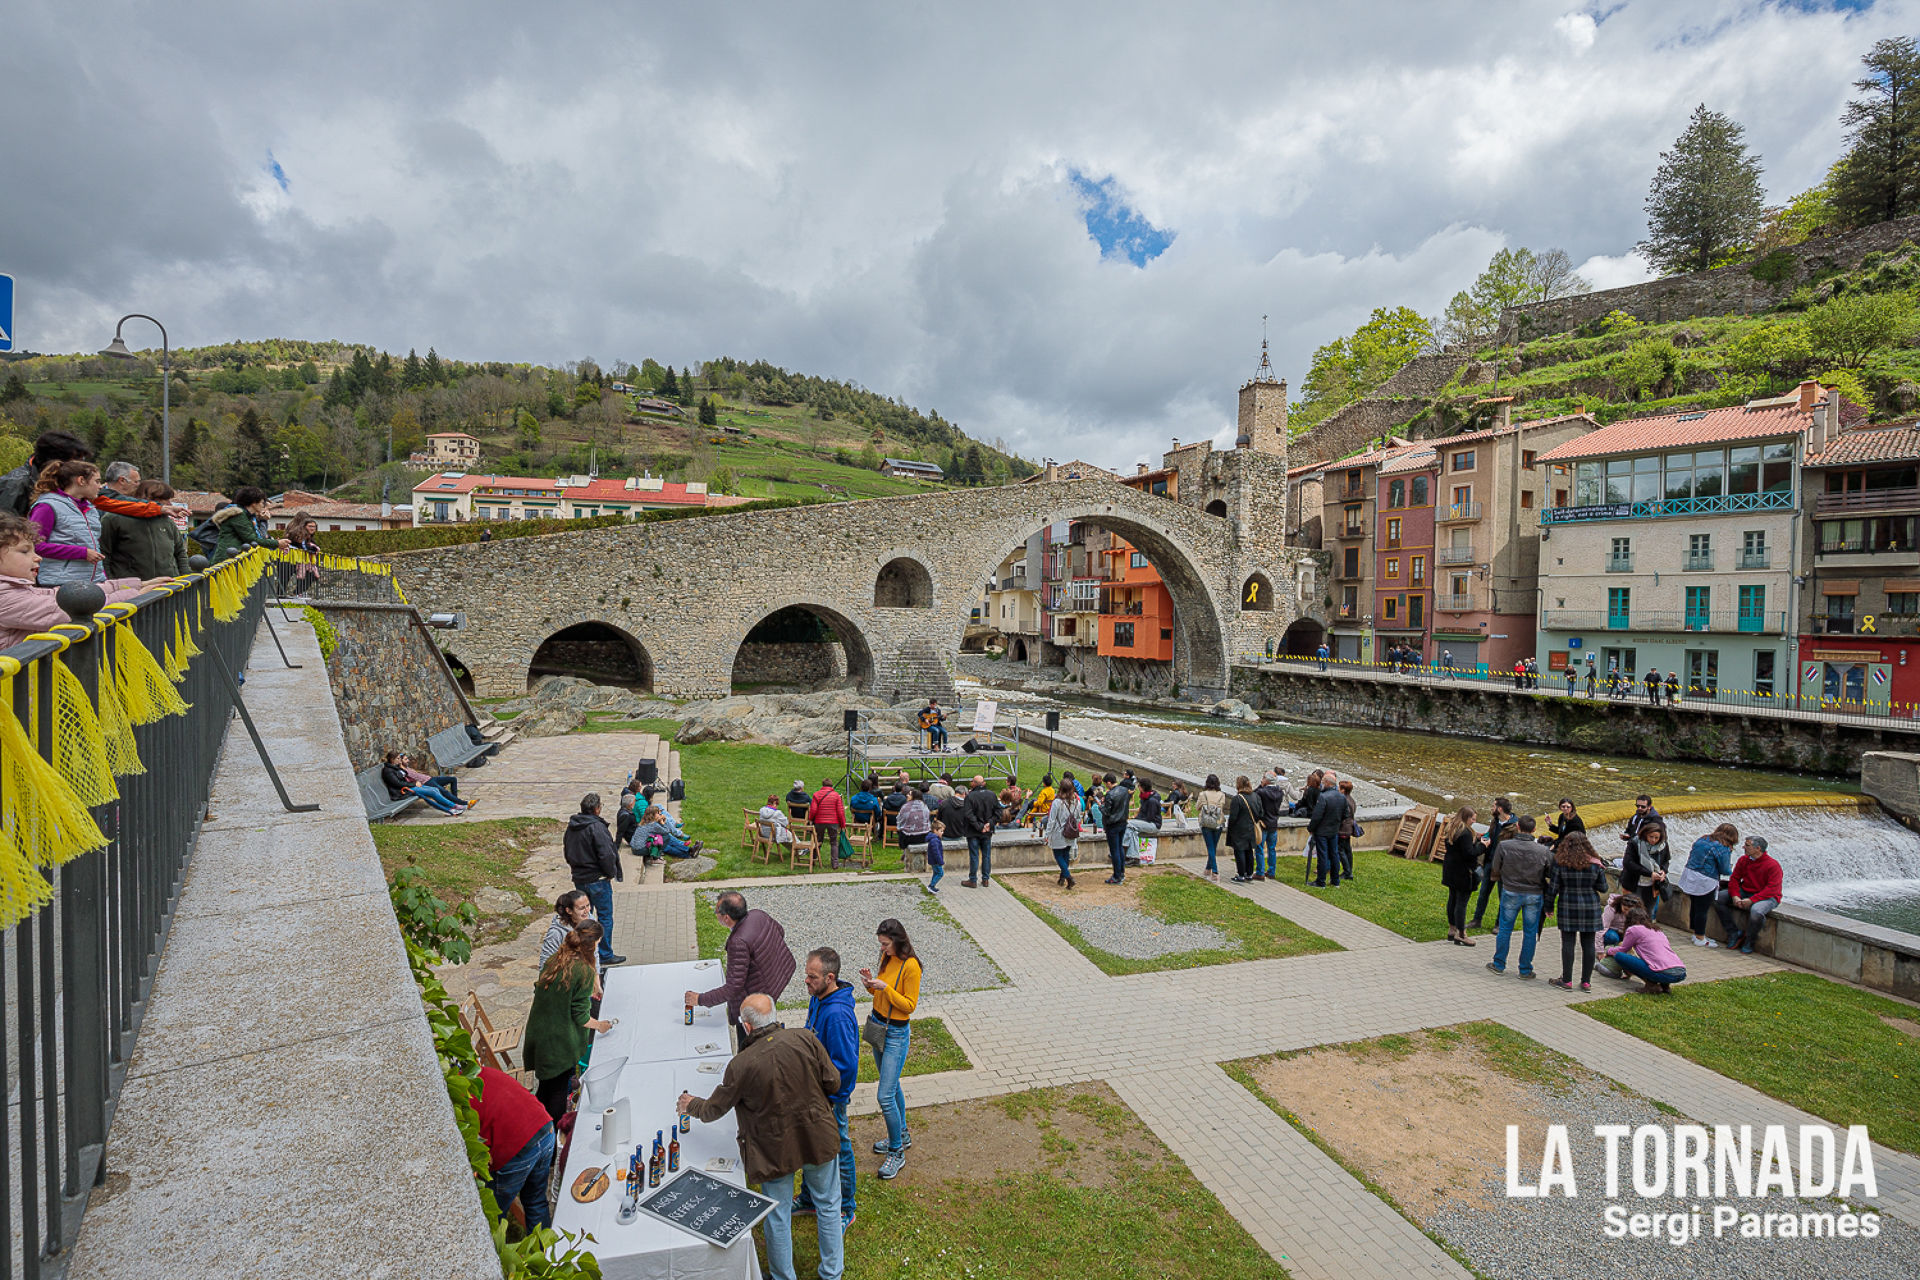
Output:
top-left (0, 345), bottom-right (1033, 501)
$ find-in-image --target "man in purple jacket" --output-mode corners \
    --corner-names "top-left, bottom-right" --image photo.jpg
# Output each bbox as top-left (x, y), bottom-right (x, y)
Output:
top-left (685, 891), bottom-right (798, 1051)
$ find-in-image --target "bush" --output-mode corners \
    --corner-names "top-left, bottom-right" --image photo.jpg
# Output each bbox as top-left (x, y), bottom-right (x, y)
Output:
top-left (1599, 309), bottom-right (1643, 335)
top-left (1804, 292), bottom-right (1912, 366)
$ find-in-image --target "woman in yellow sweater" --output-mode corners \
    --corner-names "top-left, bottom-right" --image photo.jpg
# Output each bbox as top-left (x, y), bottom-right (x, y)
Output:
top-left (859, 918), bottom-right (922, 1180)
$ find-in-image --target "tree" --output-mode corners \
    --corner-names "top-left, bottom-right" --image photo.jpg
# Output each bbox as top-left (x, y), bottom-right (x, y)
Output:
top-left (1803, 291), bottom-right (1912, 366)
top-left (227, 406), bottom-right (277, 490)
top-left (0, 373), bottom-right (28, 405)
top-left (858, 442), bottom-right (882, 470)
top-left (1437, 290), bottom-right (1498, 356)
top-left (297, 360), bottom-right (320, 385)
top-left (1721, 319), bottom-right (1811, 390)
top-left (424, 347), bottom-right (446, 385)
top-left (401, 348), bottom-right (427, 390)
top-left (1522, 249), bottom-right (1592, 303)
top-left (1832, 37), bottom-right (1920, 227)
top-left (707, 464), bottom-right (737, 494)
top-left (1638, 104), bottom-right (1767, 274)
top-left (515, 407), bottom-right (542, 452)
top-left (1297, 306), bottom-right (1436, 422)
top-left (697, 396), bottom-right (718, 426)
top-left (962, 443), bottom-right (986, 485)
top-left (1433, 247), bottom-right (1588, 355)
top-left (1752, 177), bottom-right (1842, 254)
top-left (660, 365), bottom-right (679, 397)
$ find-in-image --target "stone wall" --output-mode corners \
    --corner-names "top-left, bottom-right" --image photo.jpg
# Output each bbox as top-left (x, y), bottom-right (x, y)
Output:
top-left (530, 639), bottom-right (646, 684)
top-left (1291, 397), bottom-right (1429, 467)
top-left (383, 477), bottom-right (1309, 703)
top-left (1374, 353), bottom-right (1466, 398)
top-left (1230, 665), bottom-right (1917, 772)
top-left (731, 640), bottom-right (846, 686)
top-left (1500, 214), bottom-right (1920, 341)
top-left (312, 601), bottom-right (470, 774)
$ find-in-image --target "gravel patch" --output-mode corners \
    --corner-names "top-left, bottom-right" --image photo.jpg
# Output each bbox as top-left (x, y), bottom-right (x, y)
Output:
top-left (1430, 1082), bottom-right (1920, 1280)
top-left (699, 882), bottom-right (1006, 1006)
top-left (1049, 903), bottom-right (1233, 959)
top-left (1055, 715), bottom-right (1407, 810)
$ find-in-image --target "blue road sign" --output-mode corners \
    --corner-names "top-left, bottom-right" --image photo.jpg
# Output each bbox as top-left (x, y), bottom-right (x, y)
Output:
top-left (0, 274), bottom-right (13, 353)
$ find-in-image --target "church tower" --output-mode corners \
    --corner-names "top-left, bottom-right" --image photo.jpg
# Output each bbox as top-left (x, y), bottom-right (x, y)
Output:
top-left (1235, 329), bottom-right (1289, 460)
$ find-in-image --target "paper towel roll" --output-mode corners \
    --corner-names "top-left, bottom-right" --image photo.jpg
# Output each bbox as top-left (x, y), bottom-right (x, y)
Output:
top-left (600, 1106), bottom-right (628, 1155)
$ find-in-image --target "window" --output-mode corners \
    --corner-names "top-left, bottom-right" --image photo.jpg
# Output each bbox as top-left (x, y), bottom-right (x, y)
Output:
top-left (1742, 530), bottom-right (1767, 567)
top-left (1408, 595), bottom-right (1424, 628)
top-left (1343, 547), bottom-right (1360, 577)
top-left (1608, 536), bottom-right (1631, 571)
top-left (1386, 558), bottom-right (1400, 578)
top-left (1341, 586), bottom-right (1358, 617)
top-left (1575, 460), bottom-right (1603, 506)
top-left (1388, 479), bottom-right (1406, 508)
top-left (1451, 573), bottom-right (1469, 595)
top-left (1607, 587), bottom-right (1630, 627)
top-left (1754, 651), bottom-right (1776, 696)
top-left (1738, 584), bottom-right (1766, 632)
top-left (1160, 628), bottom-right (1172, 640)
top-left (1384, 597), bottom-right (1398, 620)
top-left (1762, 441), bottom-right (1794, 493)
top-left (1452, 485), bottom-right (1472, 506)
top-left (1684, 586), bottom-right (1711, 628)
top-left (1555, 488), bottom-right (1567, 506)
top-left (1130, 552), bottom-right (1148, 568)
top-left (1521, 490), bottom-right (1535, 508)
top-left (1522, 449), bottom-right (1537, 469)
top-left (1452, 450), bottom-right (1476, 472)
top-left (1603, 646), bottom-right (1637, 676)
top-left (1818, 516), bottom-right (1918, 552)
top-left (1891, 591), bottom-right (1920, 616)
top-left (1686, 532), bottom-right (1712, 570)
top-left (1411, 556), bottom-right (1425, 582)
top-left (1114, 622), bottom-right (1135, 648)
top-left (1410, 476), bottom-right (1429, 505)
top-left (1343, 504), bottom-right (1364, 534)
top-left (1386, 517), bottom-right (1402, 546)
top-left (1686, 649), bottom-right (1720, 697)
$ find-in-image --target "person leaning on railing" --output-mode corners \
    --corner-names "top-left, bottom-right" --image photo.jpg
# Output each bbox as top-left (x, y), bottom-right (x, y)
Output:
top-left (0, 512), bottom-right (173, 649)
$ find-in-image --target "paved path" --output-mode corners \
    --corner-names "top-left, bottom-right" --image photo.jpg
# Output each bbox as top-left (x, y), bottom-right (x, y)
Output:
top-left (627, 851), bottom-right (1918, 1279)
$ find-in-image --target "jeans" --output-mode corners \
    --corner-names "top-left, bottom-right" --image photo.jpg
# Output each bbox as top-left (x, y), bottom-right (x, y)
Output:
top-left (1338, 835), bottom-right (1354, 879)
top-left (928, 859), bottom-right (944, 891)
top-left (1714, 891), bottom-right (1776, 947)
top-left (1052, 846), bottom-right (1072, 878)
top-left (870, 1019), bottom-right (910, 1152)
top-left (488, 1122), bottom-right (554, 1230)
top-left (1257, 827), bottom-right (1278, 878)
top-left (929, 726), bottom-right (946, 750)
top-left (1311, 833), bottom-right (1342, 885)
top-left (799, 1098), bottom-right (858, 1222)
top-left (1490, 891), bottom-right (1543, 975)
top-left (424, 773), bottom-right (460, 800)
top-left (410, 784), bottom-right (461, 813)
top-left (1200, 827), bottom-right (1220, 873)
top-left (1105, 823), bottom-right (1127, 880)
top-left (965, 833), bottom-right (993, 882)
top-left (1469, 869), bottom-right (1498, 926)
top-left (760, 1159), bottom-right (844, 1280)
top-left (580, 879), bottom-right (617, 962)
top-left (1613, 952), bottom-right (1686, 987)
top-left (1125, 818), bottom-right (1159, 862)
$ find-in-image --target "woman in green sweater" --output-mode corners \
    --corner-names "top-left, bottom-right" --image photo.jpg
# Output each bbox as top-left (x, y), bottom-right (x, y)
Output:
top-left (523, 920), bottom-right (611, 1121)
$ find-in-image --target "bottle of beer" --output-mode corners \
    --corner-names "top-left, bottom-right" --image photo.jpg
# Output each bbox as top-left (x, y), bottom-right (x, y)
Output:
top-left (649, 1136), bottom-right (664, 1188)
top-left (679, 1108), bottom-right (691, 1135)
top-left (668, 1126), bottom-right (681, 1173)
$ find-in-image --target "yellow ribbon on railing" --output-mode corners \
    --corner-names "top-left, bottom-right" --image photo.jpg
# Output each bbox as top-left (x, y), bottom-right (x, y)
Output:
top-left (112, 623), bottom-right (189, 724)
top-left (46, 657), bottom-right (117, 807)
top-left (0, 657), bottom-right (109, 870)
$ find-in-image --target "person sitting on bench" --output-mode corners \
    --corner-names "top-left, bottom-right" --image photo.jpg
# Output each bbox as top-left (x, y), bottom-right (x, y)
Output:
top-left (382, 749), bottom-right (465, 814)
top-left (397, 752), bottom-right (472, 809)
top-left (635, 805), bottom-right (704, 860)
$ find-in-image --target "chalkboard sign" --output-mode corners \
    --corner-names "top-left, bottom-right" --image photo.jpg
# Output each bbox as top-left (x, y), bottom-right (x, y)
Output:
top-left (635, 1169), bottom-right (776, 1248)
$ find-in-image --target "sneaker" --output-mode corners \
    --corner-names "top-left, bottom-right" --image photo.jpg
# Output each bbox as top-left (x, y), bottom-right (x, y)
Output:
top-left (1485, 962), bottom-right (1505, 975)
top-left (1727, 931), bottom-right (1746, 950)
top-left (602, 953), bottom-right (628, 966)
top-left (872, 1132), bottom-right (912, 1154)
top-left (877, 1151), bottom-right (905, 1180)
top-left (1579, 981), bottom-right (1592, 991)
top-left (1103, 876), bottom-right (1122, 885)
top-left (843, 1213), bottom-right (856, 1230)
top-left (1739, 943), bottom-right (1755, 954)
top-left (1548, 977), bottom-right (1573, 990)
top-left (1703, 938), bottom-right (1720, 949)
top-left (1310, 881), bottom-right (1326, 888)
top-left (1518, 972), bottom-right (1537, 980)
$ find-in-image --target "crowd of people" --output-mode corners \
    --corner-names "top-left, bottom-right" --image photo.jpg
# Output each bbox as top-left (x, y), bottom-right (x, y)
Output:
top-left (508, 870), bottom-right (917, 1280)
top-left (1438, 792), bottom-right (1786, 993)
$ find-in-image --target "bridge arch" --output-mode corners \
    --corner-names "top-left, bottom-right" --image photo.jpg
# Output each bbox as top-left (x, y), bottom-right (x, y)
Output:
top-left (729, 598), bottom-right (878, 691)
top-left (873, 556), bottom-right (934, 608)
top-left (527, 620), bottom-right (654, 691)
top-left (958, 504), bottom-right (1234, 695)
top-left (1240, 572), bottom-right (1275, 612)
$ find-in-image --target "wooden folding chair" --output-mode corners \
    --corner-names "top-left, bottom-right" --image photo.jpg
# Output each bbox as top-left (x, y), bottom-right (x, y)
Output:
top-left (741, 808), bottom-right (760, 853)
top-left (842, 824), bottom-right (875, 871)
top-left (460, 992), bottom-right (523, 1071)
top-left (787, 821), bottom-right (819, 872)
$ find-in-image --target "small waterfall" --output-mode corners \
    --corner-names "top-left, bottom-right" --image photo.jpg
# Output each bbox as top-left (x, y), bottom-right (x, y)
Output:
top-left (1595, 806), bottom-right (1920, 911)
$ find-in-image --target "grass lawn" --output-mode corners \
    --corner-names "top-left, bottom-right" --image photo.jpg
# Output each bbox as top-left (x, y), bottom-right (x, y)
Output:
top-left (368, 816), bottom-right (563, 944)
top-left (855, 1015), bottom-right (970, 1082)
top-left (786, 1083), bottom-right (1289, 1280)
top-left (1576, 971), bottom-right (1920, 1154)
top-left (1004, 868), bottom-right (1341, 975)
top-left (1290, 849), bottom-right (1489, 943)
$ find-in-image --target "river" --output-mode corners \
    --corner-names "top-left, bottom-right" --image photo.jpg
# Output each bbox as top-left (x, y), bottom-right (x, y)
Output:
top-left (961, 679), bottom-right (1920, 936)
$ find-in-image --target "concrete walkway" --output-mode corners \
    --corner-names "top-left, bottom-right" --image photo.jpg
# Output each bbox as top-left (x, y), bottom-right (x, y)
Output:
top-left (632, 854), bottom-right (1920, 1280)
top-left (68, 616), bottom-right (497, 1280)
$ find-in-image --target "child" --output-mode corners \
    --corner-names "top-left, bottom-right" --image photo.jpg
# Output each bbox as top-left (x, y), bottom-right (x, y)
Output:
top-left (0, 512), bottom-right (161, 648)
top-left (29, 459), bottom-right (108, 586)
top-left (924, 817), bottom-right (946, 895)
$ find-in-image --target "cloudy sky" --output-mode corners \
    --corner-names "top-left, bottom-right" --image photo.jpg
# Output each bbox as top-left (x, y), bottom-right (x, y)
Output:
top-left (1, 0), bottom-right (1909, 467)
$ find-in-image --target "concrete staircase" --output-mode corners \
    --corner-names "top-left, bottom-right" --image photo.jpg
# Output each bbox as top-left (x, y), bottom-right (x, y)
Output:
top-left (875, 637), bottom-right (956, 704)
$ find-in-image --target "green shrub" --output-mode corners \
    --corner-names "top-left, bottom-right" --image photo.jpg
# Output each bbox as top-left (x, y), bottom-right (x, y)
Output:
top-left (1748, 249), bottom-right (1796, 285)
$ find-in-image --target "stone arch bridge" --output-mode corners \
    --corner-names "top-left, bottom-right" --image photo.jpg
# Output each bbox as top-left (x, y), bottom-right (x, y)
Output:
top-left (381, 478), bottom-right (1308, 702)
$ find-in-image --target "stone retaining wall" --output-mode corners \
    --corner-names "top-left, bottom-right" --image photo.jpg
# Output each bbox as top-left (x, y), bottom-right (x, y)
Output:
top-left (311, 601), bottom-right (470, 774)
top-left (732, 640), bottom-right (846, 686)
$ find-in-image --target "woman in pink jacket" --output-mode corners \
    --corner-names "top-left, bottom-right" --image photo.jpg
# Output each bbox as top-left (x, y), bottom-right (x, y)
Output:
top-left (1603, 900), bottom-right (1687, 995)
top-left (0, 513), bottom-right (167, 650)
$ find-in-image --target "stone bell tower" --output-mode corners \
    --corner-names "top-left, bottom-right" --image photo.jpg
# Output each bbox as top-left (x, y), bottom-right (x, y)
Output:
top-left (1235, 327), bottom-right (1289, 460)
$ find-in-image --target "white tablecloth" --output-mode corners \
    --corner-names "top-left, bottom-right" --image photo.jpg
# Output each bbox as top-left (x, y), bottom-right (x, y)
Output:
top-left (594, 959), bottom-right (737, 1068)
top-left (552, 962), bottom-right (761, 1280)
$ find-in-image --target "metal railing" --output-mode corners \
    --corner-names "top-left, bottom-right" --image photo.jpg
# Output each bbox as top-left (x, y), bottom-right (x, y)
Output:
top-left (1605, 555), bottom-right (1634, 573)
top-left (1540, 608), bottom-right (1788, 635)
top-left (1814, 486), bottom-right (1920, 515)
top-left (1738, 551), bottom-right (1771, 569)
top-left (1440, 501), bottom-right (1483, 523)
top-left (1437, 594), bottom-right (1475, 612)
top-left (1684, 551), bottom-right (1715, 571)
top-left (1437, 546), bottom-right (1475, 566)
top-left (0, 550), bottom-right (285, 1277)
top-left (1541, 488), bottom-right (1797, 525)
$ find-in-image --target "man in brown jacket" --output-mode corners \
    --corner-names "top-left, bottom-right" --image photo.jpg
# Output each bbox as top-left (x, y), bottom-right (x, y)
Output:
top-left (680, 995), bottom-right (843, 1280)
top-left (684, 891), bottom-right (797, 1050)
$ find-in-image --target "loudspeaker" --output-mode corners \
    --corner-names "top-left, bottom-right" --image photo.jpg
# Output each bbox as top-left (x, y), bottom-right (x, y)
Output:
top-left (843, 709), bottom-right (860, 732)
top-left (961, 738), bottom-right (979, 754)
top-left (1045, 711), bottom-right (1060, 732)
top-left (634, 758), bottom-right (658, 786)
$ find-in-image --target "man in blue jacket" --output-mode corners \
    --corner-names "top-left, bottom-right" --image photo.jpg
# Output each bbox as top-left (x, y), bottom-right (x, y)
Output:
top-left (798, 946), bottom-right (860, 1228)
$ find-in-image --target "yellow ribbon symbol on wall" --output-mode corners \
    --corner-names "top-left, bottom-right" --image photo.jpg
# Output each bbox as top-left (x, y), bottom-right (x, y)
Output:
top-left (1862, 615), bottom-right (1877, 634)
top-left (1245, 580), bottom-right (1261, 606)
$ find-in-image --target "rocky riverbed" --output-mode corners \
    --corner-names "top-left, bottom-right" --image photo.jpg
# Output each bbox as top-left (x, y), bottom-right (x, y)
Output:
top-left (1054, 715), bottom-right (1407, 809)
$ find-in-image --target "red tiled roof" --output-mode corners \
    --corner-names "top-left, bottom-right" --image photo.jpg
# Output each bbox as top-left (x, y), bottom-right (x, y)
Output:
top-left (1537, 404), bottom-right (1812, 463)
top-left (174, 489), bottom-right (229, 513)
top-left (1378, 447), bottom-right (1438, 476)
top-left (1805, 421), bottom-right (1920, 466)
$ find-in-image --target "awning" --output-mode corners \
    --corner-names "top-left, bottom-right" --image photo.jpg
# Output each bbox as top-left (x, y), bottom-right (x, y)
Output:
top-left (1821, 580), bottom-right (1860, 595)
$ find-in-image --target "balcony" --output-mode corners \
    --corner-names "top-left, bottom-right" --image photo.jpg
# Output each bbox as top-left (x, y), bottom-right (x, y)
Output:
top-left (1437, 546), bottom-right (1475, 566)
top-left (1337, 525), bottom-right (1367, 540)
top-left (1541, 489), bottom-right (1796, 525)
top-left (1605, 555), bottom-right (1634, 573)
top-left (1540, 609), bottom-right (1789, 635)
top-left (1334, 566), bottom-right (1366, 582)
top-left (1738, 551), bottom-right (1771, 570)
top-left (1440, 501), bottom-right (1483, 523)
top-left (1813, 486), bottom-right (1920, 517)
top-left (1813, 614), bottom-right (1858, 635)
top-left (1684, 551), bottom-right (1715, 571)
top-left (1437, 593), bottom-right (1475, 612)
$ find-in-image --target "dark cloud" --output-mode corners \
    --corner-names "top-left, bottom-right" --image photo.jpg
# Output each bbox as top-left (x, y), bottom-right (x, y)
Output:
top-left (3, 0), bottom-right (1914, 466)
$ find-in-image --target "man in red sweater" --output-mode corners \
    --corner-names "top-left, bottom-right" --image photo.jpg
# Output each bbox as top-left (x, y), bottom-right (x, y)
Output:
top-left (473, 1065), bottom-right (556, 1230)
top-left (809, 778), bottom-right (847, 871)
top-left (1715, 836), bottom-right (1784, 955)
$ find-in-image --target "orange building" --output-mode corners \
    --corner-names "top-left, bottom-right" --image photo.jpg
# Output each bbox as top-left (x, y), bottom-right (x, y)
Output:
top-left (1097, 466), bottom-right (1177, 662)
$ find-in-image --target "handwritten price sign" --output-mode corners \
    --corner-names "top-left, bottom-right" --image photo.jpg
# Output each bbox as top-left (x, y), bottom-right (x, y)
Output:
top-left (636, 1169), bottom-right (776, 1247)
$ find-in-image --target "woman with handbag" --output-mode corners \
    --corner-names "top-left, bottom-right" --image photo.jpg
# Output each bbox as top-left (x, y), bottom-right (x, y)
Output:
top-left (1545, 832), bottom-right (1607, 991)
top-left (1196, 774), bottom-right (1228, 882)
top-left (1042, 786), bottom-right (1078, 889)
top-left (1438, 806), bottom-right (1480, 946)
top-left (862, 918), bottom-right (922, 1181)
top-left (1225, 776), bottom-right (1261, 883)
top-left (1336, 779), bottom-right (1359, 881)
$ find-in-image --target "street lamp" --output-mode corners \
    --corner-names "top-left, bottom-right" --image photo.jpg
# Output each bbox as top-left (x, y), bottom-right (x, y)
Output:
top-left (100, 314), bottom-right (170, 485)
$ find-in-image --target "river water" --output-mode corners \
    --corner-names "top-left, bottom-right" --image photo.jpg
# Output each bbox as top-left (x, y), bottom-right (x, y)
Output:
top-left (964, 680), bottom-right (1920, 936)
